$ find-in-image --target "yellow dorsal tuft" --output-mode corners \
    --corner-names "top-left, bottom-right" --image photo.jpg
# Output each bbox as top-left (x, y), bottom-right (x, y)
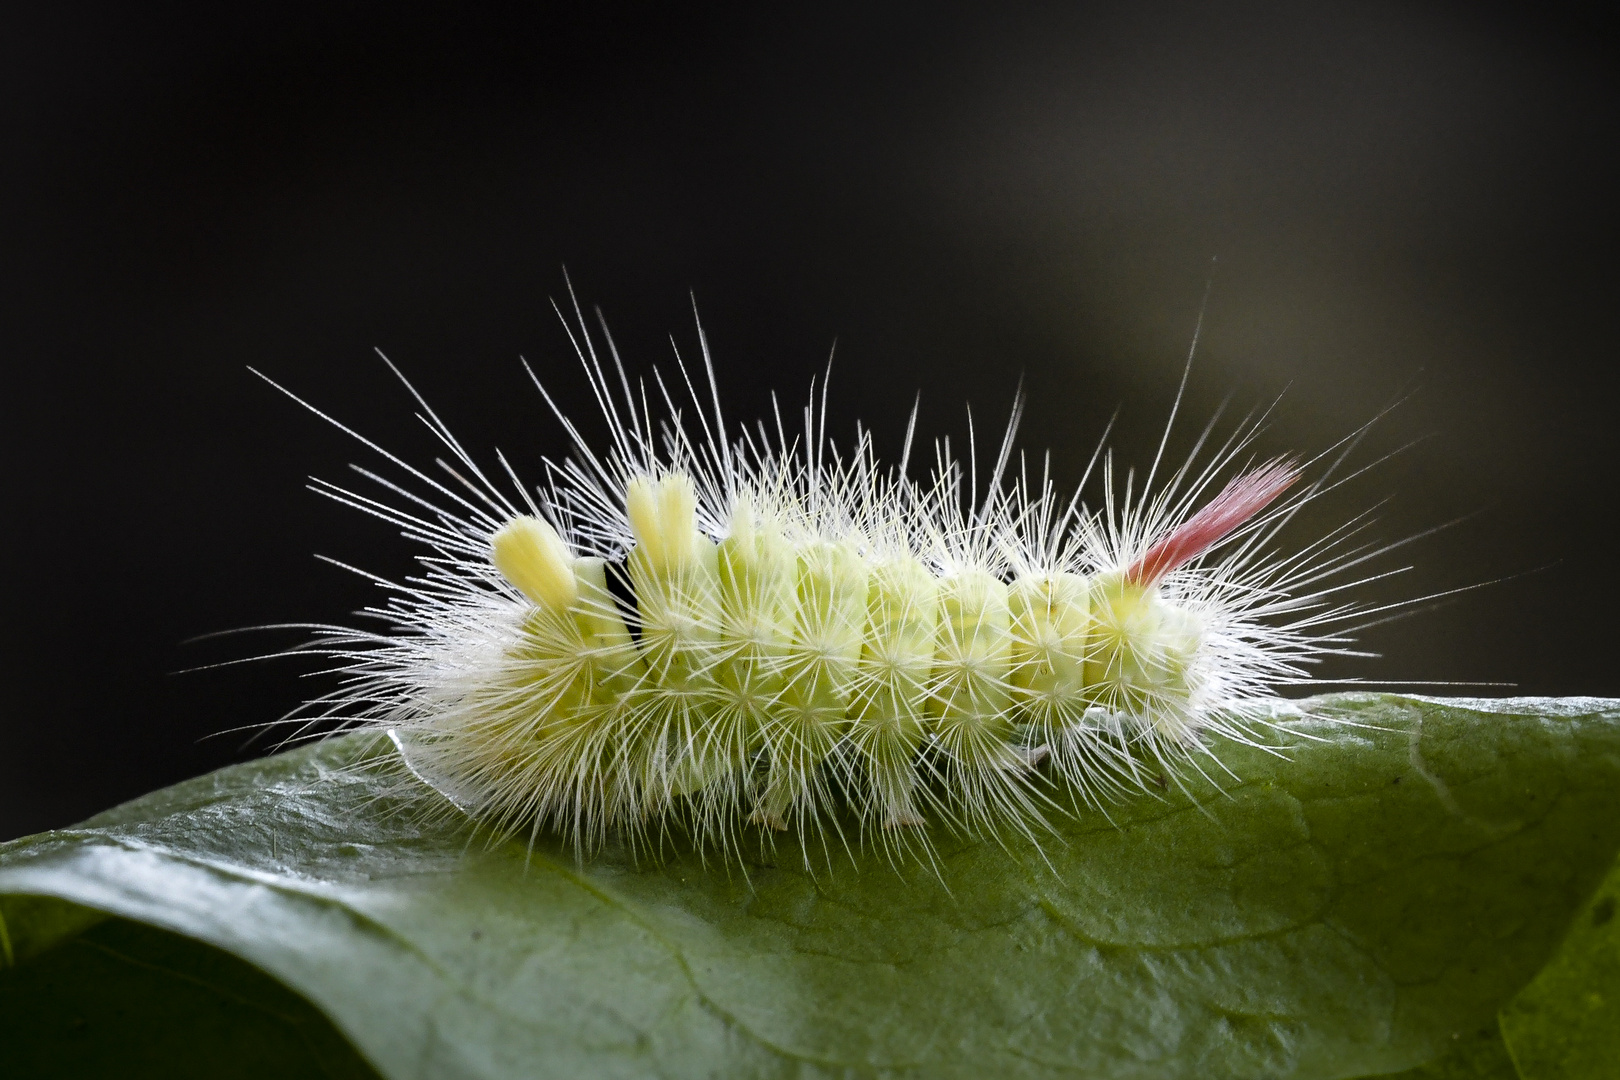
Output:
top-left (491, 515), bottom-right (578, 611)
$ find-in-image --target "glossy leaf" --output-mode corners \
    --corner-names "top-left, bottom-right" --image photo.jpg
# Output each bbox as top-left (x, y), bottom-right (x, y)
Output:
top-left (1498, 846), bottom-right (1620, 1077)
top-left (3, 694), bottom-right (1620, 1079)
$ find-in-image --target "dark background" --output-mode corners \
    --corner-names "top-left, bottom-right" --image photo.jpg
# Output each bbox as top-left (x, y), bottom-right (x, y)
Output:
top-left (4, 3), bottom-right (1615, 842)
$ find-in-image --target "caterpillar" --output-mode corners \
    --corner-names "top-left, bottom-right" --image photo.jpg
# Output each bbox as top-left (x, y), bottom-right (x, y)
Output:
top-left (262, 294), bottom-right (1380, 863)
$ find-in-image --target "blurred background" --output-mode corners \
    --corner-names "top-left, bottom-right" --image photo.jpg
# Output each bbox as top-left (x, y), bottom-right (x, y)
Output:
top-left (3, 3), bottom-right (1615, 841)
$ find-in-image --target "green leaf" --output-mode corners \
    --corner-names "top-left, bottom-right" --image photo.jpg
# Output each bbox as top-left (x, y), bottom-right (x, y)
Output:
top-left (0, 904), bottom-right (381, 1079)
top-left (1498, 844), bottom-right (1620, 1077)
top-left (3, 694), bottom-right (1620, 1079)
top-left (1353, 1023), bottom-right (1522, 1079)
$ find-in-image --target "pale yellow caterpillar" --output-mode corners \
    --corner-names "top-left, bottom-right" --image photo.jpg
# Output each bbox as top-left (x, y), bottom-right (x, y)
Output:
top-left (260, 296), bottom-right (1382, 863)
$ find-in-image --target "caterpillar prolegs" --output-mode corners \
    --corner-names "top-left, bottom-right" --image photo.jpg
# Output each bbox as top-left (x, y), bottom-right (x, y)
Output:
top-left (272, 302), bottom-right (1367, 861)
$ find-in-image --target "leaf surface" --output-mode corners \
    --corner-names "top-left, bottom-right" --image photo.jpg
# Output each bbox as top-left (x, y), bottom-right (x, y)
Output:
top-left (4, 694), bottom-right (1620, 1079)
top-left (1498, 843), bottom-right (1620, 1077)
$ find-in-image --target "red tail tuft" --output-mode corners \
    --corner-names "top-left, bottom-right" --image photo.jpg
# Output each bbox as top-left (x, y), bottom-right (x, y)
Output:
top-left (1125, 460), bottom-right (1300, 586)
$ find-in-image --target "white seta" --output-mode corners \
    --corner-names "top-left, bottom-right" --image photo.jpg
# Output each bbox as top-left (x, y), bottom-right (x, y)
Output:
top-left (257, 295), bottom-right (1393, 865)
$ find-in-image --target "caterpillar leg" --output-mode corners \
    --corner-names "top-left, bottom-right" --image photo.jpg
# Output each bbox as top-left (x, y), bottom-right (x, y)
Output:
top-left (751, 694), bottom-right (848, 830)
top-left (848, 712), bottom-right (928, 828)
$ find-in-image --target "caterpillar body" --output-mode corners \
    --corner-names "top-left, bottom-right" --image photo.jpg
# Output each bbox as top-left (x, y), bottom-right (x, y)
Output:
top-left (269, 301), bottom-right (1371, 862)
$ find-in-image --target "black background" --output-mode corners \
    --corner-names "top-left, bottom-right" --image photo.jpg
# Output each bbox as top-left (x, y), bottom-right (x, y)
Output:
top-left (4, 3), bottom-right (1616, 841)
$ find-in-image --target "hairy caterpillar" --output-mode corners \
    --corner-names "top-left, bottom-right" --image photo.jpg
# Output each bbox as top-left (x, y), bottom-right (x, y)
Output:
top-left (262, 295), bottom-right (1382, 863)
